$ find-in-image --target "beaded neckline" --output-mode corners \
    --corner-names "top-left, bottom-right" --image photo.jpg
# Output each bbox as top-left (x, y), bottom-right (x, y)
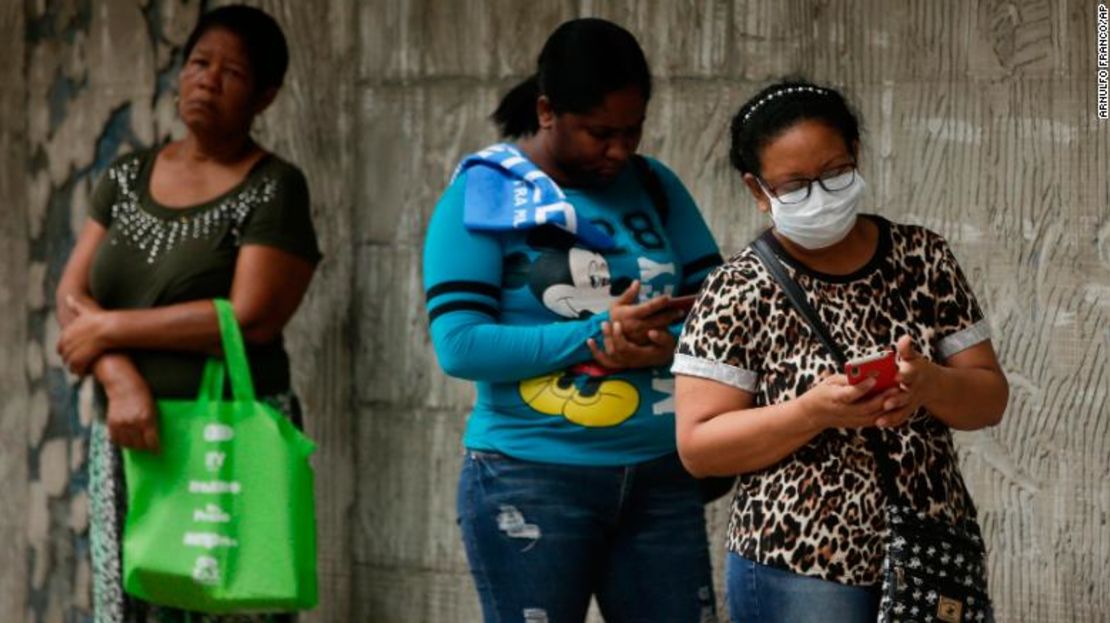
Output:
top-left (103, 150), bottom-right (278, 264)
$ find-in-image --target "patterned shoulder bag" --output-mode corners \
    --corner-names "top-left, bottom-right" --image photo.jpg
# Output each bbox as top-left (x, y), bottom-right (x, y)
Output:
top-left (752, 237), bottom-right (993, 623)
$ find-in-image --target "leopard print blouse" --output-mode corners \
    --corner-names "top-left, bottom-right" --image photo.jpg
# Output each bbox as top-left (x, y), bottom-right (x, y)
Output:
top-left (672, 215), bottom-right (992, 586)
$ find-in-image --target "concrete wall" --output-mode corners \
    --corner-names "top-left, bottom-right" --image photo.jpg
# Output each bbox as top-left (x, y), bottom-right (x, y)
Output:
top-left (3, 1), bottom-right (1108, 621)
top-left (1, 0), bottom-right (30, 619)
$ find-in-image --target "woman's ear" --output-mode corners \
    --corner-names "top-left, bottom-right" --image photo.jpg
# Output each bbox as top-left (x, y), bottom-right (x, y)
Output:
top-left (743, 173), bottom-right (772, 214)
top-left (536, 95), bottom-right (555, 131)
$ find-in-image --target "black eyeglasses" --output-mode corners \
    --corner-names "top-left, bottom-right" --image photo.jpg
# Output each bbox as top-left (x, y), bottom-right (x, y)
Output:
top-left (758, 163), bottom-right (857, 205)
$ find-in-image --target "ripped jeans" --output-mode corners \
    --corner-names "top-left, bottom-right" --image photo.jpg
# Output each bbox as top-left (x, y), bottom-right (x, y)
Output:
top-left (458, 450), bottom-right (717, 623)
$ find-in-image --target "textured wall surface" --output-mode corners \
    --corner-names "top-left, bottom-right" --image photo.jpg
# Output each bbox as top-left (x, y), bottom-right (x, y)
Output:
top-left (1, 0), bottom-right (30, 620)
top-left (3, 1), bottom-right (1108, 622)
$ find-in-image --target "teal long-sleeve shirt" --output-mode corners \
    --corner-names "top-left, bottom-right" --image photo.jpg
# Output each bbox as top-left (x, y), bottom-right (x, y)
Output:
top-left (423, 156), bottom-right (722, 466)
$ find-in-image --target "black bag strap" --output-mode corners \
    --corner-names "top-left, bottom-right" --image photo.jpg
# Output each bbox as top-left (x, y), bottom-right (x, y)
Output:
top-left (631, 155), bottom-right (669, 225)
top-left (751, 238), bottom-right (847, 368)
top-left (750, 236), bottom-right (904, 504)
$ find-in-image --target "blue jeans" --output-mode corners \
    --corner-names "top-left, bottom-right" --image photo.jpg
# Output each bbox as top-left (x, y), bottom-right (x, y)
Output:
top-left (458, 450), bottom-right (717, 623)
top-left (726, 552), bottom-right (879, 623)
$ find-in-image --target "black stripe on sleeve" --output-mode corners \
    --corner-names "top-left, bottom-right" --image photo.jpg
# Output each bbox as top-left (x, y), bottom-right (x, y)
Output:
top-left (682, 253), bottom-right (724, 278)
top-left (425, 280), bottom-right (501, 303)
top-left (428, 300), bottom-right (499, 323)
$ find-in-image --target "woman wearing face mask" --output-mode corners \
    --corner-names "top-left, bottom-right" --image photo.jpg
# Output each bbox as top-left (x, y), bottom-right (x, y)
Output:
top-left (423, 18), bottom-right (722, 623)
top-left (671, 80), bottom-right (1008, 622)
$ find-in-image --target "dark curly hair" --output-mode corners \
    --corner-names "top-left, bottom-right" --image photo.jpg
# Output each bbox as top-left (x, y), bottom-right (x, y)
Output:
top-left (183, 4), bottom-right (289, 94)
top-left (729, 78), bottom-right (863, 178)
top-left (491, 18), bottom-right (652, 138)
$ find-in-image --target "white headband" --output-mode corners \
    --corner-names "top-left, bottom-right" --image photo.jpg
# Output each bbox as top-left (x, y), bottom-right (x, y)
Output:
top-left (742, 86), bottom-right (830, 123)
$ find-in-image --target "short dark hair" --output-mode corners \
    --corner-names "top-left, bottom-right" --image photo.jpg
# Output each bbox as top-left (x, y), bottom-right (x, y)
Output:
top-left (729, 78), bottom-right (863, 177)
top-left (492, 18), bottom-right (652, 138)
top-left (182, 4), bottom-right (289, 93)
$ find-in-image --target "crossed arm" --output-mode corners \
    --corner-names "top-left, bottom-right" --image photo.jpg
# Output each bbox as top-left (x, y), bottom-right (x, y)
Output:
top-left (54, 218), bottom-right (316, 448)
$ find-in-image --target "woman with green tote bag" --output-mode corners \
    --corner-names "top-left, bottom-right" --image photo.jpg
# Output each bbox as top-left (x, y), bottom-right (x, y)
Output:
top-left (121, 299), bottom-right (317, 613)
top-left (54, 6), bottom-right (321, 622)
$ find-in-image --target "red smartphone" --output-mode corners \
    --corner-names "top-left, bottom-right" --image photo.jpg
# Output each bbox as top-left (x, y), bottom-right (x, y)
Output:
top-left (845, 349), bottom-right (899, 397)
top-left (664, 294), bottom-right (697, 315)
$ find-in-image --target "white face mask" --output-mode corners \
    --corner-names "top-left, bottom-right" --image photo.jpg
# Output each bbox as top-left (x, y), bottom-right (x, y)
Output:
top-left (763, 172), bottom-right (866, 250)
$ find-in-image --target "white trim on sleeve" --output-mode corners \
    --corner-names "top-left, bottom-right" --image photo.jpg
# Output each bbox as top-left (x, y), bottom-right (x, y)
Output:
top-left (937, 319), bottom-right (992, 360)
top-left (670, 353), bottom-right (759, 393)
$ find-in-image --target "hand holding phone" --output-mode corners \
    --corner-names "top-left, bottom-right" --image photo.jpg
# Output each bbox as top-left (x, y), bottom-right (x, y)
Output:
top-left (845, 349), bottom-right (898, 398)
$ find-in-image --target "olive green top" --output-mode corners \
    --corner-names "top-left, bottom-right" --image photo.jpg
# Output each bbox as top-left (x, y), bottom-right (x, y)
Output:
top-left (88, 147), bottom-right (322, 399)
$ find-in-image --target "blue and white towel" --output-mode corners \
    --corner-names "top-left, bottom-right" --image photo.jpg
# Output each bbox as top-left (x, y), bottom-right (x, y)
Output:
top-left (451, 143), bottom-right (616, 251)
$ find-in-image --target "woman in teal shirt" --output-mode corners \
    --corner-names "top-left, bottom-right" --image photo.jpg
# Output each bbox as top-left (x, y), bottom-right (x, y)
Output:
top-left (424, 18), bottom-right (722, 623)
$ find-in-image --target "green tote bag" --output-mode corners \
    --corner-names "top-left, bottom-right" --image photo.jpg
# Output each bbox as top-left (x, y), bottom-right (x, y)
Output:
top-left (121, 298), bottom-right (318, 613)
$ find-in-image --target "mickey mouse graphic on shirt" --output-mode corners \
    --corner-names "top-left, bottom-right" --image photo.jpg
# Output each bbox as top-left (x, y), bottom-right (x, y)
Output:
top-left (506, 226), bottom-right (676, 427)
